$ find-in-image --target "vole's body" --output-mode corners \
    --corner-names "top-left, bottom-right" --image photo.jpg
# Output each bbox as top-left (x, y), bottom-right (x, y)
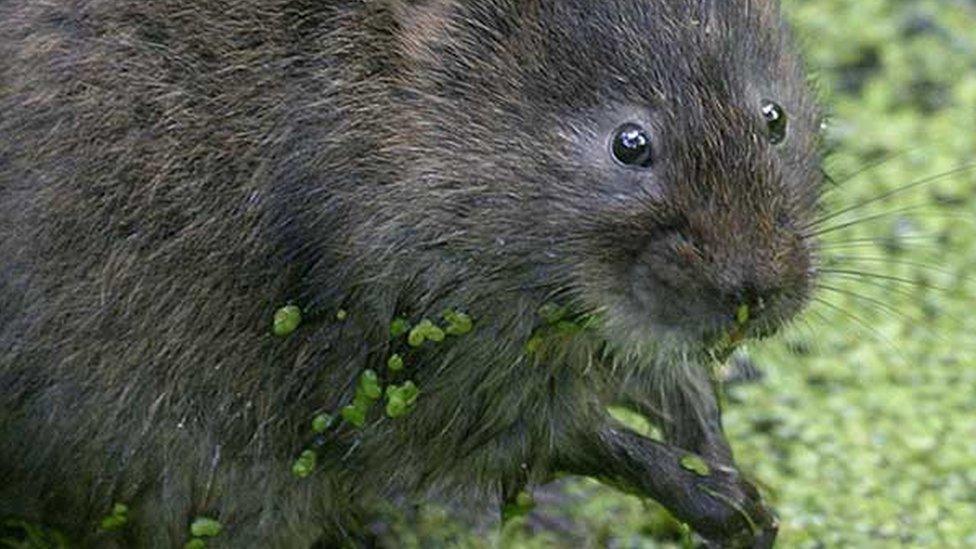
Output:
top-left (0, 1), bottom-right (821, 546)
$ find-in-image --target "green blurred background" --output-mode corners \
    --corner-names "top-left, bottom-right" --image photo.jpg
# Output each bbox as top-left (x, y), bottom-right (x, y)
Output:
top-left (393, 0), bottom-right (976, 546)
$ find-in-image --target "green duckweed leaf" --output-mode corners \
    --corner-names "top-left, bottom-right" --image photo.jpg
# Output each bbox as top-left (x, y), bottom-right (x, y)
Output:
top-left (341, 404), bottom-right (367, 428)
top-left (736, 304), bottom-right (750, 325)
top-left (311, 414), bottom-right (333, 434)
top-left (189, 517), bottom-right (222, 538)
top-left (272, 305), bottom-right (302, 337)
top-left (385, 381), bottom-right (420, 418)
top-left (426, 323), bottom-right (445, 342)
top-left (291, 449), bottom-right (317, 479)
top-left (680, 454), bottom-right (711, 477)
top-left (99, 515), bottom-right (127, 532)
top-left (407, 323), bottom-right (427, 347)
top-left (443, 310), bottom-right (473, 335)
top-left (358, 369), bottom-right (382, 400)
top-left (390, 317), bottom-right (411, 338)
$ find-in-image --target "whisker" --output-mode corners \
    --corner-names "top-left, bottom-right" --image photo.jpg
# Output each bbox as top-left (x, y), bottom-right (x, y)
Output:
top-left (810, 296), bottom-right (895, 348)
top-left (818, 268), bottom-right (948, 291)
top-left (816, 271), bottom-right (920, 299)
top-left (815, 284), bottom-right (956, 346)
top-left (818, 234), bottom-right (939, 246)
top-left (821, 255), bottom-right (957, 276)
top-left (806, 162), bottom-right (976, 230)
top-left (805, 204), bottom-right (970, 239)
top-left (822, 149), bottom-right (913, 192)
top-left (817, 236), bottom-right (941, 252)
top-left (815, 284), bottom-right (910, 319)
top-left (821, 168), bottom-right (839, 189)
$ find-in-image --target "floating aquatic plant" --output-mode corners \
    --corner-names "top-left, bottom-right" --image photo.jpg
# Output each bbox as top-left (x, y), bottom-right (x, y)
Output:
top-left (408, 319), bottom-right (445, 347)
top-left (680, 454), bottom-right (711, 477)
top-left (385, 381), bottom-right (420, 418)
top-left (292, 450), bottom-right (317, 479)
top-left (99, 503), bottom-right (129, 532)
top-left (387, 353), bottom-right (404, 372)
top-left (272, 305), bottom-right (302, 337)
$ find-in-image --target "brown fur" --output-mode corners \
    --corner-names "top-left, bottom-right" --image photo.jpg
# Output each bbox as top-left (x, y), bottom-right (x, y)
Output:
top-left (1, 0), bottom-right (822, 546)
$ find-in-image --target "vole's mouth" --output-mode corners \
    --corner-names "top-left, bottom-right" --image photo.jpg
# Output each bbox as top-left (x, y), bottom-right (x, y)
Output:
top-left (591, 283), bottom-right (799, 359)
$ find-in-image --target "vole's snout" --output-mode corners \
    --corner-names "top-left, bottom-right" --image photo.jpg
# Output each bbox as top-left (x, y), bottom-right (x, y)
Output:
top-left (632, 214), bottom-right (813, 341)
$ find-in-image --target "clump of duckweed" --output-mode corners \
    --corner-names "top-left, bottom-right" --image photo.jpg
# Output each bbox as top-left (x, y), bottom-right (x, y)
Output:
top-left (311, 413), bottom-right (333, 434)
top-left (272, 305), bottom-right (302, 337)
top-left (291, 450), bottom-right (317, 478)
top-left (442, 309), bottom-right (473, 336)
top-left (339, 404), bottom-right (366, 428)
top-left (341, 370), bottom-right (382, 428)
top-left (389, 317), bottom-right (411, 338)
top-left (292, 308), bottom-right (473, 477)
top-left (358, 369), bottom-right (382, 400)
top-left (501, 490), bottom-right (536, 522)
top-left (184, 516), bottom-right (222, 548)
top-left (98, 503), bottom-right (129, 532)
top-left (387, 353), bottom-right (404, 372)
top-left (385, 381), bottom-right (420, 418)
top-left (407, 319), bottom-right (445, 347)
top-left (736, 304), bottom-right (750, 326)
top-left (679, 454), bottom-right (711, 477)
top-left (190, 517), bottom-right (222, 538)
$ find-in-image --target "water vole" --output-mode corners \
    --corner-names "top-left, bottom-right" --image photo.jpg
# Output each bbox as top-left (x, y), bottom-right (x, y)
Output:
top-left (0, 0), bottom-right (822, 546)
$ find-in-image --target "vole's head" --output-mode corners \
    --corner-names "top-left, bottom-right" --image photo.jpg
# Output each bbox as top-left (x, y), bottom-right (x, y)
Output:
top-left (387, 0), bottom-right (822, 350)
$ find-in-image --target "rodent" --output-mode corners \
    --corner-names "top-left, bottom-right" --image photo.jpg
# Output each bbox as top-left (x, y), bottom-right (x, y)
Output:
top-left (0, 0), bottom-right (823, 547)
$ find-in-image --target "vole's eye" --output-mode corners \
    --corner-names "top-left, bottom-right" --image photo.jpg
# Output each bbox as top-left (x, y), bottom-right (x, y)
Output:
top-left (761, 101), bottom-right (788, 145)
top-left (611, 123), bottom-right (654, 168)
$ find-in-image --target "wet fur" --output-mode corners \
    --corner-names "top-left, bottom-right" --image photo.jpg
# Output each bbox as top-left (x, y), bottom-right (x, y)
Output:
top-left (1, 0), bottom-right (821, 546)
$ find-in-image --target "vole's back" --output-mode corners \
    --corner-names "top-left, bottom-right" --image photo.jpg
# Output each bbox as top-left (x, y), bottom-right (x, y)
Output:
top-left (2, 0), bottom-right (821, 546)
top-left (0, 1), bottom-right (396, 545)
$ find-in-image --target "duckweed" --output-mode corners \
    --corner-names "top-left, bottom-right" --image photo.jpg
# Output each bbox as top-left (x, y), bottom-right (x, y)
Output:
top-left (408, 319), bottom-right (445, 347)
top-left (272, 305), bottom-right (302, 337)
top-left (679, 454), bottom-right (711, 477)
top-left (311, 414), bottom-right (333, 434)
top-left (357, 369), bottom-right (382, 401)
top-left (385, 381), bottom-right (420, 419)
top-left (387, 353), bottom-right (404, 372)
top-left (390, 317), bottom-right (411, 338)
top-left (341, 403), bottom-right (367, 428)
top-left (189, 517), bottom-right (222, 538)
top-left (98, 503), bottom-right (129, 532)
top-left (291, 450), bottom-right (317, 479)
top-left (443, 309), bottom-right (473, 336)
top-left (501, 491), bottom-right (536, 522)
top-left (736, 304), bottom-right (750, 326)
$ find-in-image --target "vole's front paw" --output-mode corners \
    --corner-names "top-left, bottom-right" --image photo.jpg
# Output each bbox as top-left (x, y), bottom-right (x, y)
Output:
top-left (687, 464), bottom-right (778, 548)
